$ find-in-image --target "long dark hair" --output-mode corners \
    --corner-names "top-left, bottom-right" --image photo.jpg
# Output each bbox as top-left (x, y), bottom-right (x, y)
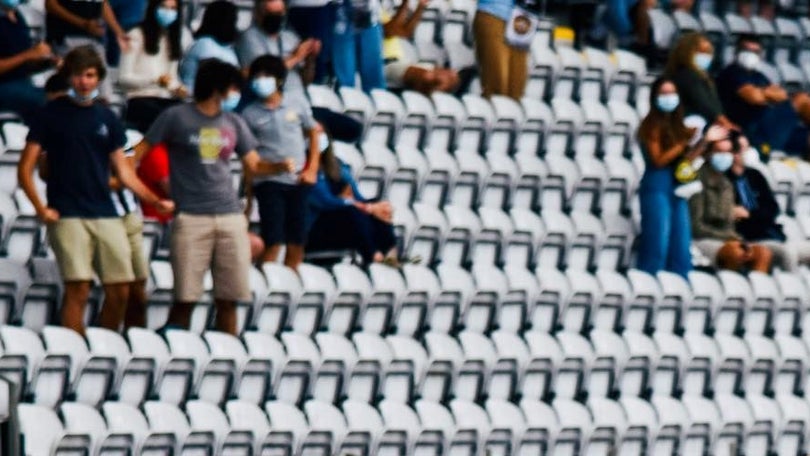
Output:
top-left (319, 130), bottom-right (342, 184)
top-left (637, 77), bottom-right (695, 152)
top-left (141, 0), bottom-right (183, 60)
top-left (195, 0), bottom-right (238, 45)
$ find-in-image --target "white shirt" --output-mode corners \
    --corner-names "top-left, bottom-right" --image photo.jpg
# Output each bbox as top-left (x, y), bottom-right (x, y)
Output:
top-left (118, 27), bottom-right (193, 99)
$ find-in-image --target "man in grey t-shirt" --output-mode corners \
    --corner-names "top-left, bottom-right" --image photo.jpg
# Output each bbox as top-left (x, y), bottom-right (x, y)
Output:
top-left (243, 54), bottom-right (319, 271)
top-left (133, 58), bottom-right (293, 335)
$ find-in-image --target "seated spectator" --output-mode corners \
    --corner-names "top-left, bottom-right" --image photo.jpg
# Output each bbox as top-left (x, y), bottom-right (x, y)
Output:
top-left (120, 0), bottom-right (192, 133)
top-left (738, 0), bottom-right (775, 19)
top-left (727, 148), bottom-right (810, 271)
top-left (332, 0), bottom-right (386, 92)
top-left (178, 1), bottom-right (239, 92)
top-left (242, 55), bottom-right (319, 270)
top-left (689, 137), bottom-right (773, 272)
top-left (0, 2), bottom-right (55, 121)
top-left (665, 32), bottom-right (739, 130)
top-left (287, 0), bottom-right (334, 84)
top-left (307, 132), bottom-right (398, 265)
top-left (716, 35), bottom-right (810, 159)
top-left (381, 0), bottom-right (460, 95)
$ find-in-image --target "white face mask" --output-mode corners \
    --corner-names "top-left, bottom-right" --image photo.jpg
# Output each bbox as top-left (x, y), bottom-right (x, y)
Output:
top-left (737, 50), bottom-right (760, 70)
top-left (742, 148), bottom-right (760, 166)
top-left (694, 52), bottom-right (713, 71)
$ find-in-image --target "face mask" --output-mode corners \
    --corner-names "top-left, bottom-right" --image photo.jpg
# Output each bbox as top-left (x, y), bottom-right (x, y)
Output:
top-left (737, 51), bottom-right (760, 70)
top-left (318, 132), bottom-right (330, 152)
top-left (67, 87), bottom-right (99, 104)
top-left (155, 7), bottom-right (178, 28)
top-left (220, 91), bottom-right (241, 112)
top-left (710, 151), bottom-right (734, 173)
top-left (0, 0), bottom-right (20, 9)
top-left (656, 93), bottom-right (680, 113)
top-left (261, 13), bottom-right (285, 35)
top-left (694, 52), bottom-right (713, 71)
top-left (742, 148), bottom-right (760, 166)
top-left (251, 76), bottom-right (277, 99)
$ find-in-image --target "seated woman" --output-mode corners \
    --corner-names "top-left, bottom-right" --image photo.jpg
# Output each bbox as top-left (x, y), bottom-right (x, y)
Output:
top-left (689, 136), bottom-right (773, 272)
top-left (178, 0), bottom-right (239, 92)
top-left (382, 0), bottom-right (460, 95)
top-left (306, 133), bottom-right (399, 266)
top-left (119, 0), bottom-right (191, 132)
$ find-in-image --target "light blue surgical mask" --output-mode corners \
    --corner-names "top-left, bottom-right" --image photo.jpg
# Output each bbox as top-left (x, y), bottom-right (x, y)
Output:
top-left (694, 52), bottom-right (713, 71)
top-left (155, 7), bottom-right (178, 28)
top-left (318, 132), bottom-right (330, 152)
top-left (220, 91), bottom-right (241, 112)
top-left (710, 151), bottom-right (734, 173)
top-left (251, 76), bottom-right (277, 99)
top-left (67, 87), bottom-right (99, 104)
top-left (0, 0), bottom-right (20, 9)
top-left (656, 93), bottom-right (680, 113)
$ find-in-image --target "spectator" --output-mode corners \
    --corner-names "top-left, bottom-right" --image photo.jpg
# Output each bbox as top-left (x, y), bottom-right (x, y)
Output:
top-left (106, 0), bottom-right (147, 65)
top-left (242, 55), bottom-right (319, 270)
top-left (716, 35), bottom-right (810, 159)
top-left (235, 0), bottom-right (363, 143)
top-left (0, 2), bottom-right (55, 121)
top-left (120, 0), bottom-right (192, 133)
top-left (178, 1), bottom-right (239, 92)
top-left (472, 0), bottom-right (529, 99)
top-left (45, 0), bottom-right (129, 56)
top-left (689, 137), bottom-right (773, 272)
top-left (727, 147), bottom-right (810, 271)
top-left (381, 0), bottom-right (460, 94)
top-left (307, 131), bottom-right (398, 265)
top-left (738, 0), bottom-right (775, 19)
top-left (287, 0), bottom-right (335, 84)
top-left (332, 0), bottom-right (386, 92)
top-left (665, 32), bottom-right (739, 130)
top-left (17, 46), bottom-right (173, 335)
top-left (636, 77), bottom-right (722, 279)
top-left (133, 58), bottom-right (292, 335)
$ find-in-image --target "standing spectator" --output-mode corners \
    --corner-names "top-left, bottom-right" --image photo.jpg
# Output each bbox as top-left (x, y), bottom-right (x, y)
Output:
top-left (242, 55), bottom-right (319, 269)
top-left (133, 58), bottom-right (292, 335)
top-left (716, 35), bottom-right (810, 159)
top-left (17, 46), bottom-right (173, 335)
top-left (603, 0), bottom-right (656, 56)
top-left (472, 0), bottom-right (529, 99)
top-left (636, 77), bottom-right (722, 279)
top-left (307, 131), bottom-right (398, 265)
top-left (382, 0), bottom-right (460, 94)
top-left (287, 0), bottom-right (335, 84)
top-left (332, 0), bottom-right (386, 92)
top-left (0, 2), bottom-right (56, 120)
top-left (45, 0), bottom-right (130, 56)
top-left (178, 1), bottom-right (239, 92)
top-left (106, 0), bottom-right (147, 65)
top-left (120, 0), bottom-right (192, 133)
top-left (665, 32), bottom-right (739, 130)
top-left (689, 138), bottom-right (773, 272)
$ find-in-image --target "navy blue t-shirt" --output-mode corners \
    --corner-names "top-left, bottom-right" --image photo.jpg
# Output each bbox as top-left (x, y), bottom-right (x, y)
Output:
top-left (0, 10), bottom-right (32, 83)
top-left (27, 97), bottom-right (126, 218)
top-left (46, 0), bottom-right (104, 44)
top-left (716, 63), bottom-right (771, 130)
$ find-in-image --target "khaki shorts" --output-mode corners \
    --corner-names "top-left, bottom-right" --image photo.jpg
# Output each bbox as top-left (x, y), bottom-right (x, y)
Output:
top-left (171, 212), bottom-right (251, 302)
top-left (48, 217), bottom-right (135, 284)
top-left (693, 239), bottom-right (726, 268)
top-left (122, 213), bottom-right (149, 280)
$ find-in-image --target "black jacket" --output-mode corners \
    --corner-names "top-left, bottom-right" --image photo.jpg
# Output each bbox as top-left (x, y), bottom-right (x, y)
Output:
top-left (729, 167), bottom-right (786, 242)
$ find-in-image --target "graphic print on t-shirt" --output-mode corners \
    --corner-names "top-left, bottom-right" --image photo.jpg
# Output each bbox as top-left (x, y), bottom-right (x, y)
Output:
top-left (191, 127), bottom-right (236, 163)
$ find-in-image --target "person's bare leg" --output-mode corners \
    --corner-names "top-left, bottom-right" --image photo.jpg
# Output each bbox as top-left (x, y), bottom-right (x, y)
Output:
top-left (262, 244), bottom-right (283, 263)
top-left (214, 299), bottom-right (237, 335)
top-left (124, 279), bottom-right (148, 329)
top-left (62, 281), bottom-right (92, 336)
top-left (98, 282), bottom-right (130, 331)
top-left (716, 241), bottom-right (747, 271)
top-left (434, 69), bottom-right (460, 93)
top-left (166, 301), bottom-right (195, 329)
top-left (284, 244), bottom-right (305, 271)
top-left (403, 66), bottom-right (438, 95)
top-left (749, 244), bottom-right (773, 272)
top-left (248, 232), bottom-right (265, 264)
top-left (791, 93), bottom-right (810, 125)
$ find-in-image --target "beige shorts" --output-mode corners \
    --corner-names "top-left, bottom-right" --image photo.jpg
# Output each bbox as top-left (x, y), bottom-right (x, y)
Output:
top-left (693, 239), bottom-right (726, 267)
top-left (48, 217), bottom-right (134, 284)
top-left (170, 212), bottom-right (251, 302)
top-left (122, 213), bottom-right (149, 280)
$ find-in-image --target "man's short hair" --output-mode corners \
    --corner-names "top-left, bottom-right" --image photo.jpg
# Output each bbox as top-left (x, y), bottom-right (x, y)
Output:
top-left (193, 58), bottom-right (243, 102)
top-left (248, 54), bottom-right (288, 84)
top-left (736, 33), bottom-right (761, 51)
top-left (62, 45), bottom-right (107, 80)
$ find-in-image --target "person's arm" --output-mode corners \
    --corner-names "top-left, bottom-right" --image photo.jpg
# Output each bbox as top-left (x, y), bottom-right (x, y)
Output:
top-left (110, 149), bottom-right (174, 213)
top-left (401, 0), bottom-right (428, 38)
top-left (642, 126), bottom-right (688, 168)
top-left (242, 150), bottom-right (295, 176)
top-left (299, 127), bottom-right (320, 185)
top-left (763, 84), bottom-right (788, 103)
top-left (308, 174), bottom-right (354, 210)
top-left (46, 0), bottom-right (103, 35)
top-left (102, 0), bottom-right (128, 51)
top-left (18, 141), bottom-right (59, 223)
top-left (736, 84), bottom-right (771, 106)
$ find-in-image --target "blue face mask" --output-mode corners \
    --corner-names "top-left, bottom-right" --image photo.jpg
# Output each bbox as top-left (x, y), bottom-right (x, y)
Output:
top-left (694, 52), bottom-right (713, 71)
top-left (0, 0), bottom-right (20, 9)
top-left (155, 7), bottom-right (178, 28)
top-left (67, 87), bottom-right (99, 104)
top-left (656, 93), bottom-right (680, 113)
top-left (220, 91), bottom-right (241, 112)
top-left (318, 132), bottom-right (330, 152)
top-left (251, 76), bottom-right (277, 99)
top-left (710, 151), bottom-right (734, 173)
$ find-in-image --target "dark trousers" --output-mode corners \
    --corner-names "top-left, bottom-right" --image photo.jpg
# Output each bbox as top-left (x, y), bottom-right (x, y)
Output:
top-left (312, 107), bottom-right (363, 143)
top-left (746, 100), bottom-right (806, 156)
top-left (288, 4), bottom-right (337, 84)
top-left (307, 206), bottom-right (396, 264)
top-left (126, 97), bottom-right (181, 133)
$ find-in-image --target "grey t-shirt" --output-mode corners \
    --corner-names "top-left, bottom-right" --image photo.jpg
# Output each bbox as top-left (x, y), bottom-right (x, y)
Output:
top-left (242, 99), bottom-right (315, 186)
top-left (235, 26), bottom-right (307, 105)
top-left (145, 103), bottom-right (259, 214)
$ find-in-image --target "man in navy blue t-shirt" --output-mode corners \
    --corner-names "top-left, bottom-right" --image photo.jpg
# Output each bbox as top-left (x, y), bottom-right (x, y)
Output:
top-left (716, 34), bottom-right (810, 158)
top-left (18, 45), bottom-right (173, 335)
